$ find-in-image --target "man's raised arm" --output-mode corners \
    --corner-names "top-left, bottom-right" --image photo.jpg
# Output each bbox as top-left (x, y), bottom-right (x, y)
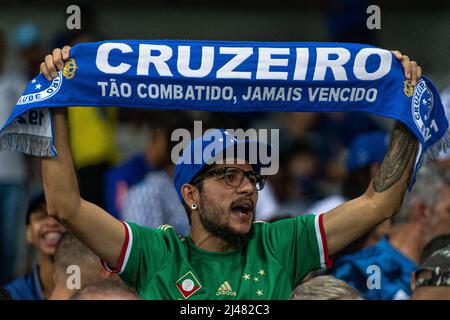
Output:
top-left (322, 50), bottom-right (422, 256)
top-left (323, 121), bottom-right (418, 255)
top-left (42, 107), bottom-right (125, 268)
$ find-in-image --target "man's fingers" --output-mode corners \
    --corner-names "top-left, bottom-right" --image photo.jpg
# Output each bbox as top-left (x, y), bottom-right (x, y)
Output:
top-left (391, 50), bottom-right (422, 83)
top-left (53, 48), bottom-right (64, 70)
top-left (40, 62), bottom-right (52, 81)
top-left (41, 47), bottom-right (71, 81)
top-left (62, 46), bottom-right (71, 60)
top-left (45, 54), bottom-right (58, 79)
top-left (401, 55), bottom-right (411, 79)
top-left (411, 61), bottom-right (418, 86)
top-left (391, 50), bottom-right (403, 60)
top-left (417, 66), bottom-right (422, 80)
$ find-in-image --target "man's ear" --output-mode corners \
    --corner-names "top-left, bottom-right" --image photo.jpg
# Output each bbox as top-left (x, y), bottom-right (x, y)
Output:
top-left (182, 183), bottom-right (201, 208)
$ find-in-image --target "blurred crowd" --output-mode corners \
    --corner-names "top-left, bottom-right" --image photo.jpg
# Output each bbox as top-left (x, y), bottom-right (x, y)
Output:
top-left (1, 2), bottom-right (450, 300)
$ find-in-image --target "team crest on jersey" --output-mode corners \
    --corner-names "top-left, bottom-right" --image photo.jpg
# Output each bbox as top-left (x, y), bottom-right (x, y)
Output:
top-left (63, 58), bottom-right (77, 79)
top-left (17, 73), bottom-right (63, 105)
top-left (176, 271), bottom-right (202, 299)
top-left (411, 79), bottom-right (435, 142)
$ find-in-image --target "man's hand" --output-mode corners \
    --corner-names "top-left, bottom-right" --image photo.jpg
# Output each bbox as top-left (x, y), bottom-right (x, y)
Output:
top-left (40, 46), bottom-right (71, 80)
top-left (391, 50), bottom-right (422, 86)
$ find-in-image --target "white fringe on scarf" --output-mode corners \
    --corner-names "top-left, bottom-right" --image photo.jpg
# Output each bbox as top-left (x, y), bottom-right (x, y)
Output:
top-left (0, 133), bottom-right (54, 156)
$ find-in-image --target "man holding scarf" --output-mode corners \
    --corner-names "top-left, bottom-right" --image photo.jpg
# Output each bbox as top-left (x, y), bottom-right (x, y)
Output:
top-left (37, 46), bottom-right (422, 299)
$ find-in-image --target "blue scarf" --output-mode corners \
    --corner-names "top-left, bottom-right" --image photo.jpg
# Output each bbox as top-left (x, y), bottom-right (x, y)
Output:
top-left (0, 40), bottom-right (449, 187)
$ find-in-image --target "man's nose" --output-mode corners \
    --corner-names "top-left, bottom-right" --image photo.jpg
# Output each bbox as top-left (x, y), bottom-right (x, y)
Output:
top-left (237, 176), bottom-right (256, 194)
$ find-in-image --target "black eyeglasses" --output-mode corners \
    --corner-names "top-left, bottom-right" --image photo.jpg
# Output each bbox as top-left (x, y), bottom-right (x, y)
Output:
top-left (192, 167), bottom-right (266, 191)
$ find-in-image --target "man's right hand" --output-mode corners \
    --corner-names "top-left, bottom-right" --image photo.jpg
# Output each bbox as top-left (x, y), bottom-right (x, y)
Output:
top-left (40, 46), bottom-right (71, 80)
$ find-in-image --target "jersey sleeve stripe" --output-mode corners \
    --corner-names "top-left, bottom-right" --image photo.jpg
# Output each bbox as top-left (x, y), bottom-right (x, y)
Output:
top-left (118, 222), bottom-right (133, 274)
top-left (100, 260), bottom-right (113, 272)
top-left (314, 213), bottom-right (333, 269)
top-left (100, 221), bottom-right (133, 274)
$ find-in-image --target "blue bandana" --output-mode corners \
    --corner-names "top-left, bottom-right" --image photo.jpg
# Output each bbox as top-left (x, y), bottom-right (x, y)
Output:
top-left (0, 40), bottom-right (449, 188)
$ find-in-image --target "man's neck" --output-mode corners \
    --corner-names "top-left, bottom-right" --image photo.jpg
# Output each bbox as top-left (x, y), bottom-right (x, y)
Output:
top-left (37, 253), bottom-right (55, 299)
top-left (189, 225), bottom-right (236, 253)
top-left (389, 222), bottom-right (424, 263)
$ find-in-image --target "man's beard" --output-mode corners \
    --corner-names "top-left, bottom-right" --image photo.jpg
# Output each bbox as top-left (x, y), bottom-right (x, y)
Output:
top-left (198, 193), bottom-right (254, 249)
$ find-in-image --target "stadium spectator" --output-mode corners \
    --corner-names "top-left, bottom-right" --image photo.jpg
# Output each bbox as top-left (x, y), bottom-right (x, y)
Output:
top-left (290, 275), bottom-right (363, 300)
top-left (4, 193), bottom-right (65, 299)
top-left (39, 44), bottom-right (424, 300)
top-left (332, 164), bottom-right (450, 300)
top-left (0, 29), bottom-right (29, 284)
top-left (411, 245), bottom-right (450, 300)
top-left (50, 233), bottom-right (113, 300)
top-left (105, 111), bottom-right (183, 219)
top-left (71, 278), bottom-right (140, 300)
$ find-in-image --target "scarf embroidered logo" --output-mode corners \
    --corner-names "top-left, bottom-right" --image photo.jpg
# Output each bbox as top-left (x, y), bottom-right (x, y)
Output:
top-left (63, 58), bottom-right (77, 79)
top-left (17, 73), bottom-right (63, 105)
top-left (412, 80), bottom-right (436, 142)
top-left (176, 271), bottom-right (202, 299)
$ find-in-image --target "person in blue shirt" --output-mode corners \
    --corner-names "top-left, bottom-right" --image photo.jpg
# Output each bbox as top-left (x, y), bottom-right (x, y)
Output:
top-left (4, 193), bottom-right (65, 300)
top-left (332, 164), bottom-right (450, 300)
top-left (104, 153), bottom-right (153, 219)
top-left (104, 111), bottom-right (192, 219)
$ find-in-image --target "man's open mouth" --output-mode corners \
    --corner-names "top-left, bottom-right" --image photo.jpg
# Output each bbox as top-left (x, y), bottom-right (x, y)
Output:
top-left (231, 200), bottom-right (254, 217)
top-left (41, 231), bottom-right (63, 246)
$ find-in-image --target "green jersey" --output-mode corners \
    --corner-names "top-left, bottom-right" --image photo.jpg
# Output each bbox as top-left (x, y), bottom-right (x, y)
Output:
top-left (102, 214), bottom-right (331, 300)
